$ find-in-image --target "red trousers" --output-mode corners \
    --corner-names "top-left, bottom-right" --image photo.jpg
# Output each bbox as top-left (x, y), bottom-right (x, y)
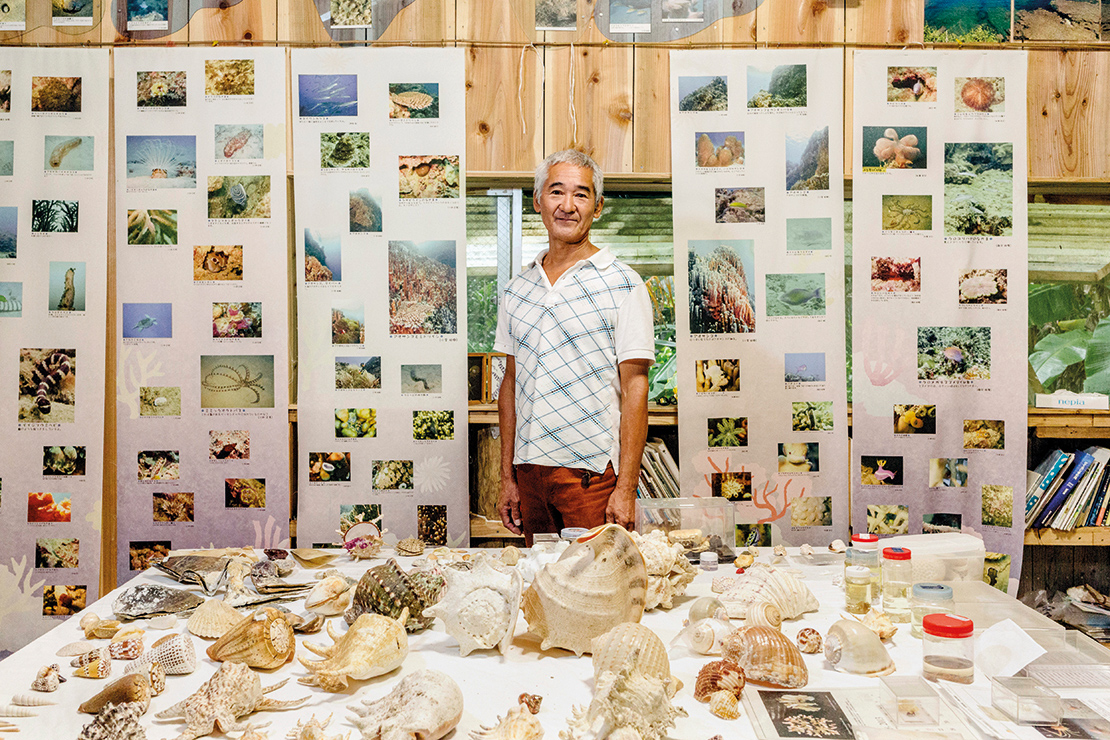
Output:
top-left (515, 462), bottom-right (617, 546)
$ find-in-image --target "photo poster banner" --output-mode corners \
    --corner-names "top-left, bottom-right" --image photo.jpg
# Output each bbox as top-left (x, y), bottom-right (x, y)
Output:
top-left (291, 48), bottom-right (469, 550)
top-left (0, 48), bottom-right (108, 651)
top-left (851, 50), bottom-right (1028, 591)
top-left (113, 47), bottom-right (291, 585)
top-left (670, 49), bottom-right (849, 548)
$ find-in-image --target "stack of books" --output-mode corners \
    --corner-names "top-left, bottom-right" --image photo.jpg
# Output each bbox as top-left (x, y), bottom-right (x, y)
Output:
top-left (638, 438), bottom-right (680, 501)
top-left (1026, 447), bottom-right (1110, 530)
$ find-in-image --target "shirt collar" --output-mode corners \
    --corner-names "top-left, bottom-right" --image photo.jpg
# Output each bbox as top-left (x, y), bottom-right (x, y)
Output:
top-left (528, 246), bottom-right (615, 273)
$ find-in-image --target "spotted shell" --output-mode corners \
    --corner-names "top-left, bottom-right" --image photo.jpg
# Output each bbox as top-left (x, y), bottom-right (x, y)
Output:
top-left (31, 663), bottom-right (65, 692)
top-left (423, 556), bottom-right (523, 656)
top-left (73, 656), bottom-right (111, 679)
top-left (390, 91), bottom-right (434, 110)
top-left (395, 537), bottom-right (426, 557)
top-left (591, 622), bottom-right (678, 692)
top-left (78, 674), bottom-right (152, 715)
top-left (521, 524), bottom-right (647, 656)
top-left (345, 558), bottom-right (444, 632)
top-left (710, 690), bottom-right (742, 720)
top-left (144, 661), bottom-right (166, 696)
top-left (722, 626), bottom-right (808, 688)
top-left (72, 647), bottom-right (111, 668)
top-left (746, 601), bottom-right (783, 631)
top-left (77, 701), bottom-right (147, 740)
top-left (109, 637), bottom-right (144, 660)
top-left (206, 607), bottom-right (296, 669)
top-left (796, 627), bottom-right (823, 654)
top-left (124, 632), bottom-right (196, 675)
top-left (695, 659), bottom-right (746, 702)
top-left (187, 598), bottom-right (244, 639)
top-left (229, 183), bottom-right (247, 206)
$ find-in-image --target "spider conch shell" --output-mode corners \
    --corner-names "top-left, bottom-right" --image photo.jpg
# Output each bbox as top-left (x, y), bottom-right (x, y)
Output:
top-left (671, 616), bottom-right (733, 655)
top-left (297, 609), bottom-right (409, 691)
top-left (721, 626), bottom-right (808, 688)
top-left (824, 619), bottom-right (896, 677)
top-left (187, 599), bottom-right (243, 639)
top-left (560, 664), bottom-right (686, 740)
top-left (717, 564), bottom-right (819, 620)
top-left (423, 556), bottom-right (523, 656)
top-left (470, 702), bottom-right (544, 740)
top-left (591, 622), bottom-right (681, 696)
top-left (205, 607), bottom-right (296, 670)
top-left (304, 575), bottom-right (355, 616)
top-left (522, 524), bottom-right (646, 656)
top-left (348, 668), bottom-right (464, 740)
top-left (629, 529), bottom-right (697, 610)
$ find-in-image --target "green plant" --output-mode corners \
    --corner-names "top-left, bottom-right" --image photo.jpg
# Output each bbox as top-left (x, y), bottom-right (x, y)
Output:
top-left (1029, 282), bottom-right (1110, 394)
top-left (467, 275), bottom-right (497, 352)
top-left (645, 276), bottom-right (676, 403)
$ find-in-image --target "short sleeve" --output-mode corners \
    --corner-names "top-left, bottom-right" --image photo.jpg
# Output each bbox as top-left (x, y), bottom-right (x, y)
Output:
top-left (493, 293), bottom-right (514, 355)
top-left (614, 280), bottom-right (655, 365)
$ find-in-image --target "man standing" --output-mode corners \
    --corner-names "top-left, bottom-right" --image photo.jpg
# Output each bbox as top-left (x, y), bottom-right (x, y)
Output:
top-left (495, 150), bottom-right (655, 545)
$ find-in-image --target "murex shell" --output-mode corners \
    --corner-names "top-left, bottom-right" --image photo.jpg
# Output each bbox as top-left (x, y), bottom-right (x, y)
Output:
top-left (205, 607), bottom-right (296, 670)
top-left (522, 524), bottom-right (647, 656)
top-left (470, 702), bottom-right (544, 740)
top-left (629, 529), bottom-right (697, 611)
top-left (694, 659), bottom-right (746, 702)
top-left (125, 633), bottom-right (196, 676)
top-left (78, 701), bottom-right (148, 740)
top-left (824, 619), bottom-right (896, 677)
top-left (349, 669), bottom-right (464, 740)
top-left (79, 674), bottom-right (152, 715)
top-left (298, 609), bottom-right (409, 692)
top-left (304, 575), bottom-right (355, 616)
top-left (423, 556), bottom-right (523, 656)
top-left (721, 626), bottom-right (809, 688)
top-left (113, 584), bottom-right (205, 619)
top-left (717, 564), bottom-right (819, 620)
top-left (591, 622), bottom-right (678, 696)
top-left (287, 714), bottom-right (348, 740)
top-left (562, 664), bottom-right (687, 740)
top-left (344, 558), bottom-right (444, 632)
top-left (187, 598), bottom-right (244, 639)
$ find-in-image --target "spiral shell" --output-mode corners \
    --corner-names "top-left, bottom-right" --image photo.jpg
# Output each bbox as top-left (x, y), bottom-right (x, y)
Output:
top-left (591, 622), bottom-right (676, 690)
top-left (0, 705), bottom-right (37, 717)
top-left (124, 633), bottom-right (196, 675)
top-left (78, 673), bottom-right (152, 715)
top-left (146, 661), bottom-right (167, 696)
top-left (709, 690), bottom-right (741, 720)
top-left (796, 627), bottom-right (823, 654)
top-left (824, 619), bottom-right (895, 677)
top-left (31, 664), bottom-right (65, 692)
top-left (746, 601), bottom-right (782, 630)
top-left (11, 694), bottom-right (56, 706)
top-left (717, 564), bottom-right (819, 620)
top-left (72, 647), bottom-right (111, 668)
top-left (206, 607), bottom-right (296, 669)
top-left (422, 557), bottom-right (522, 656)
top-left (672, 617), bottom-right (732, 655)
top-left (694, 659), bottom-right (746, 702)
top-left (73, 656), bottom-right (111, 679)
top-left (722, 626), bottom-right (808, 688)
top-left (108, 637), bottom-right (144, 661)
top-left (688, 596), bottom-right (726, 622)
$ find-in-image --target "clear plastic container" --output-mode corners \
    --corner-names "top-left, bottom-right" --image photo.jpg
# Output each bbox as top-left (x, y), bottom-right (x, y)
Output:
top-left (845, 565), bottom-right (871, 614)
top-left (847, 533), bottom-right (880, 602)
top-left (910, 583), bottom-right (955, 638)
top-left (882, 547), bottom-right (912, 622)
top-left (880, 676), bottom-right (941, 727)
top-left (922, 614), bottom-right (975, 684)
top-left (991, 677), bottom-right (1062, 724)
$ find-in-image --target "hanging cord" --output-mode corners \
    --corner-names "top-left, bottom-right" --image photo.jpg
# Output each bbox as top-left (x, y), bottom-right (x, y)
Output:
top-left (518, 43), bottom-right (545, 136)
top-left (569, 43), bottom-right (577, 143)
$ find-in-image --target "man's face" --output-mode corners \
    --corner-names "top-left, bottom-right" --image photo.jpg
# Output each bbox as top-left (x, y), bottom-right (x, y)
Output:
top-left (534, 162), bottom-right (603, 245)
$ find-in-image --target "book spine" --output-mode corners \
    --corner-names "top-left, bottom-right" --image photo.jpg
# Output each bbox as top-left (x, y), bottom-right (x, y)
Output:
top-left (1035, 454), bottom-right (1093, 529)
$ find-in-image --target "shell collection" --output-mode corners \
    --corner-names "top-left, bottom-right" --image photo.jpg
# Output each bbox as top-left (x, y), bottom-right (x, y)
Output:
top-left (124, 632), bottom-right (197, 675)
top-left (715, 564), bottom-right (819, 620)
top-left (824, 619), bottom-right (896, 677)
top-left (79, 674), bottom-right (153, 715)
top-left (630, 529), bottom-right (698, 610)
top-left (348, 669), bottom-right (464, 740)
top-left (423, 556), bottom-right (523, 656)
top-left (205, 607), bottom-right (297, 669)
top-left (562, 663), bottom-right (686, 740)
top-left (470, 702), bottom-right (544, 740)
top-left (721, 626), bottom-right (809, 688)
top-left (298, 609), bottom-right (409, 691)
top-left (344, 558), bottom-right (444, 632)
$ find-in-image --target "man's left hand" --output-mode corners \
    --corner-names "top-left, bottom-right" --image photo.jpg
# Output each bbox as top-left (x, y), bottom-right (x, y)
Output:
top-left (604, 484), bottom-right (636, 530)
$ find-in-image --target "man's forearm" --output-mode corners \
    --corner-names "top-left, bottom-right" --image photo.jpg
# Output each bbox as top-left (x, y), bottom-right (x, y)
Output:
top-left (616, 362), bottom-right (651, 493)
top-left (497, 357), bottom-right (517, 482)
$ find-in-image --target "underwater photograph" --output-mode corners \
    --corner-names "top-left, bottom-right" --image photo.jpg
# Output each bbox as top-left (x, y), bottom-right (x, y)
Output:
top-left (340, 503), bottom-right (382, 536)
top-left (332, 301), bottom-right (365, 345)
top-left (28, 492), bottom-right (71, 523)
top-left (766, 273), bottom-right (825, 316)
top-left (205, 59), bottom-right (255, 95)
top-left (418, 504), bottom-right (448, 546)
top-left (350, 189), bottom-right (382, 232)
top-left (212, 302), bottom-right (262, 339)
top-left (923, 512), bottom-right (963, 533)
top-left (43, 445), bottom-right (85, 476)
top-left (215, 124), bottom-right (263, 160)
top-left (137, 71), bottom-right (187, 107)
top-left (785, 125), bottom-right (829, 190)
top-left (695, 132), bottom-right (744, 167)
top-left (49, 261), bottom-right (85, 311)
top-left (536, 0), bottom-right (576, 29)
top-left (128, 209), bottom-right (177, 245)
top-left (331, 0), bottom-right (372, 27)
top-left (736, 523), bottom-right (772, 547)
top-left (791, 497), bottom-right (833, 527)
top-left (893, 403), bottom-right (937, 434)
top-left (792, 401), bottom-right (834, 432)
top-left (153, 492), bottom-right (194, 523)
top-left (779, 442), bottom-right (819, 472)
top-left (321, 132), bottom-right (369, 168)
top-left (19, 348), bottom-right (76, 422)
top-left (0, 71), bottom-right (8, 112)
top-left (715, 187), bottom-right (765, 222)
top-left (695, 358), bottom-right (740, 392)
top-left (954, 77), bottom-right (1005, 113)
top-left (881, 194), bottom-right (932, 231)
top-left (707, 417), bottom-right (747, 447)
top-left (126, 135), bottom-right (197, 189)
top-left (747, 64), bottom-right (807, 108)
top-left (982, 485), bottom-right (1014, 527)
top-left (786, 218), bottom-right (832, 251)
top-left (860, 455), bottom-right (903, 485)
top-left (31, 200), bottom-right (79, 233)
top-left (299, 74), bottom-right (358, 117)
top-left (964, 419), bottom-right (1005, 449)
top-left (689, 239), bottom-right (755, 334)
top-left (389, 240), bottom-right (457, 334)
top-left (200, 354), bottom-right (276, 408)
top-left (887, 66), bottom-right (938, 102)
top-left (36, 537), bottom-right (79, 568)
top-left (305, 228), bottom-right (341, 282)
top-left (209, 430), bottom-right (249, 460)
top-left (309, 452), bottom-right (351, 482)
top-left (335, 356), bottom-right (381, 389)
top-left (389, 83), bottom-right (439, 119)
top-left (129, 541), bottom-right (170, 571)
top-left (0, 206), bottom-right (15, 258)
top-left (871, 256), bottom-right (921, 292)
top-left (664, 0), bottom-right (704, 19)
top-left (225, 477), bottom-right (266, 507)
top-left (0, 140), bottom-right (12, 176)
top-left (924, 0), bottom-right (1011, 41)
top-left (401, 364), bottom-right (443, 394)
top-left (712, 471), bottom-right (751, 501)
top-left (208, 175), bottom-right (271, 218)
top-left (863, 126), bottom-right (927, 170)
top-left (945, 142), bottom-right (1013, 236)
top-left (138, 386), bottom-right (181, 416)
top-left (31, 77), bottom-right (81, 111)
top-left (785, 352), bottom-right (825, 383)
top-left (373, 460), bottom-right (413, 490)
top-left (137, 449), bottom-right (180, 479)
top-left (43, 585), bottom-right (86, 616)
top-left (127, 0), bottom-right (168, 27)
top-left (609, 0), bottom-right (651, 31)
top-left (193, 245), bottom-right (243, 281)
top-left (678, 76), bottom-right (727, 112)
top-left (959, 268), bottom-right (1007, 303)
top-left (930, 458), bottom-right (968, 487)
top-left (122, 302), bottom-right (172, 339)
top-left (867, 504), bottom-right (909, 534)
top-left (399, 155), bottom-right (460, 199)
top-left (0, 282), bottom-right (23, 317)
top-left (337, 408), bottom-right (376, 438)
top-left (918, 325), bottom-right (991, 380)
top-left (44, 135), bottom-right (93, 171)
top-left (413, 410), bottom-right (454, 440)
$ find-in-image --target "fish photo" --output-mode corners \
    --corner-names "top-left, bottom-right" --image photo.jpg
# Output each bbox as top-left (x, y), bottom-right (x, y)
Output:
top-left (786, 218), bottom-right (832, 251)
top-left (609, 0), bottom-right (651, 33)
top-left (299, 74), bottom-right (358, 117)
top-left (336, 356), bottom-right (381, 389)
top-left (193, 245), bottom-right (243, 281)
top-left (918, 325), bottom-right (991, 380)
top-left (766, 273), bottom-right (825, 316)
top-left (715, 187), bottom-right (765, 223)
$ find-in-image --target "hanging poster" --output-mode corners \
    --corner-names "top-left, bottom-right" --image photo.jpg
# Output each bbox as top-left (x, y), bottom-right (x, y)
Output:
top-left (0, 48), bottom-right (108, 653)
top-left (670, 49), bottom-right (848, 547)
top-left (851, 50), bottom-right (1027, 590)
top-left (291, 48), bottom-right (469, 549)
top-left (113, 48), bottom-right (290, 585)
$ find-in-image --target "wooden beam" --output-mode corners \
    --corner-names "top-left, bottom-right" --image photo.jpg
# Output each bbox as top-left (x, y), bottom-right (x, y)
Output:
top-left (756, 0), bottom-right (843, 44)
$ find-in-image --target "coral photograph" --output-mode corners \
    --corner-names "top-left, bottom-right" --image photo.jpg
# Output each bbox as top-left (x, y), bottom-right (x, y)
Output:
top-left (205, 59), bottom-right (254, 95)
top-left (923, 512), bottom-right (962, 533)
top-left (747, 64), bottom-right (807, 108)
top-left (792, 401), bottom-right (833, 431)
top-left (321, 132), bottom-right (369, 168)
top-left (215, 124), bottom-right (263, 160)
top-left (715, 187), bottom-right (765, 223)
top-left (0, 70), bottom-right (10, 112)
top-left (863, 126), bottom-right (927, 170)
top-left (786, 218), bottom-right (832, 251)
top-left (695, 132), bottom-right (744, 167)
top-left (298, 74), bottom-right (358, 117)
top-left (0, 140), bottom-right (10, 176)
top-left (398, 155), bottom-right (460, 199)
top-left (664, 0), bottom-right (705, 19)
top-left (861, 455), bottom-right (903, 485)
top-left (36, 537), bottom-right (79, 568)
top-left (708, 417), bottom-right (747, 447)
top-left (194, 245), bottom-right (243, 281)
top-left (536, 0), bottom-right (576, 28)
top-left (137, 450), bottom-right (180, 479)
top-left (336, 407), bottom-right (376, 438)
top-left (126, 135), bottom-right (196, 189)
top-left (786, 125), bottom-right (830, 190)
top-left (43, 445), bottom-right (85, 475)
top-left (964, 419), bottom-right (1004, 449)
top-left (18, 348), bottom-right (76, 422)
top-left (887, 66), bottom-right (938, 102)
top-left (137, 71), bottom-right (186, 107)
top-left (918, 325), bottom-right (991, 380)
top-left (128, 209), bottom-right (177, 245)
top-left (418, 504), bottom-right (448, 546)
top-left (31, 76), bottom-right (81, 112)
top-left (212, 302), bottom-right (262, 339)
top-left (128, 0), bottom-right (168, 28)
top-left (954, 77), bottom-right (1005, 113)
top-left (28, 492), bottom-right (71, 522)
top-left (413, 410), bottom-right (453, 440)
top-left (129, 540), bottom-right (170, 570)
top-left (779, 442), bottom-right (819, 472)
top-left (43, 585), bottom-right (86, 616)
top-left (791, 497), bottom-right (832, 526)
top-left (225, 477), bottom-right (266, 507)
top-left (44, 135), bottom-right (93, 171)
top-left (893, 404), bottom-right (936, 434)
top-left (332, 302), bottom-right (365, 344)
top-left (350, 189), bottom-right (382, 232)
top-left (712, 471), bottom-right (752, 501)
top-left (305, 228), bottom-right (341, 281)
top-left (868, 505), bottom-right (909, 535)
top-left (389, 83), bottom-right (439, 119)
top-left (340, 503), bottom-right (382, 535)
top-left (31, 199), bottom-right (79, 233)
top-left (309, 452), bottom-right (350, 482)
top-left (881, 194), bottom-right (932, 230)
top-left (372, 459), bottom-right (413, 489)
top-left (336, 356), bottom-right (381, 389)
top-left (678, 76), bottom-right (727, 112)
top-left (153, 491), bottom-right (194, 523)
top-left (209, 430), bottom-right (249, 459)
top-left (689, 239), bottom-right (755, 334)
top-left (401, 364), bottom-right (443, 394)
top-left (207, 175), bottom-right (271, 218)
top-left (200, 355), bottom-right (276, 407)
top-left (945, 143), bottom-right (1013, 236)
top-left (0, 206), bottom-right (15, 258)
top-left (138, 386), bottom-right (181, 416)
top-left (871, 256), bottom-right (921, 292)
top-left (766, 273), bottom-right (825, 316)
top-left (982, 485), bottom-right (1014, 527)
top-left (331, 0), bottom-right (372, 27)
top-left (389, 240), bottom-right (457, 334)
top-left (695, 358), bottom-right (740, 392)
top-left (959, 268), bottom-right (1007, 303)
top-left (785, 352), bottom-right (825, 383)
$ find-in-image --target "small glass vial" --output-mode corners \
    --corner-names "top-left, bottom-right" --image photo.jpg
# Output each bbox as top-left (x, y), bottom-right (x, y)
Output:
top-left (847, 533), bottom-right (880, 602)
top-left (881, 547), bottom-right (912, 622)
top-left (922, 614), bottom-right (975, 685)
top-left (910, 583), bottom-right (955, 638)
top-left (845, 565), bottom-right (872, 614)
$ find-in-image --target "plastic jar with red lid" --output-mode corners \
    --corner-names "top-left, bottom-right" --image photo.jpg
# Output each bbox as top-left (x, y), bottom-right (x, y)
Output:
top-left (922, 614), bottom-right (974, 684)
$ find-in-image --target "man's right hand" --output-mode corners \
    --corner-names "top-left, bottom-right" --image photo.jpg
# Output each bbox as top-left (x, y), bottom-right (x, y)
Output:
top-left (498, 479), bottom-right (523, 535)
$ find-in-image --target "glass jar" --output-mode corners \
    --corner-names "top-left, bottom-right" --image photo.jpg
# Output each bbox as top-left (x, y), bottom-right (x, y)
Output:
top-left (881, 547), bottom-right (912, 622)
top-left (847, 533), bottom-right (880, 602)
top-left (910, 583), bottom-right (955, 638)
top-left (845, 565), bottom-right (872, 614)
top-left (922, 614), bottom-right (975, 684)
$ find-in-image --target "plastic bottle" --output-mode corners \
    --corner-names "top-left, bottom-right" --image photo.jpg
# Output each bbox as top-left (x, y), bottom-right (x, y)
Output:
top-left (845, 565), bottom-right (872, 614)
top-left (881, 547), bottom-right (912, 622)
top-left (922, 614), bottom-right (975, 684)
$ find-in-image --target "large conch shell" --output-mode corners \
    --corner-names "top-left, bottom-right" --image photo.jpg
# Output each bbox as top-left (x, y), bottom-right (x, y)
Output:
top-left (824, 619), bottom-right (896, 676)
top-left (423, 556), bottom-right (523, 656)
top-left (561, 664), bottom-right (686, 740)
top-left (297, 609), bottom-right (408, 691)
top-left (205, 607), bottom-right (296, 669)
top-left (348, 669), bottom-right (463, 740)
top-left (591, 623), bottom-right (680, 697)
top-left (304, 575), bottom-right (355, 617)
top-left (344, 558), bottom-right (444, 632)
top-left (522, 524), bottom-right (646, 656)
top-left (470, 702), bottom-right (544, 740)
top-left (722, 626), bottom-right (808, 688)
top-left (629, 529), bottom-right (697, 610)
top-left (717, 564), bottom-right (819, 620)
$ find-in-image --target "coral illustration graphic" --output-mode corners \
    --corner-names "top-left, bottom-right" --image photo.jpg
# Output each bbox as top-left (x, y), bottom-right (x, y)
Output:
top-left (117, 346), bottom-right (165, 419)
top-left (0, 556), bottom-right (48, 654)
top-left (252, 515), bottom-right (290, 549)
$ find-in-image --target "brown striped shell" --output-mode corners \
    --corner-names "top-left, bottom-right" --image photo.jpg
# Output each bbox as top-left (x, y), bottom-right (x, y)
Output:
top-left (796, 627), bottom-right (823, 654)
top-left (73, 656), bottom-right (111, 679)
top-left (390, 91), bottom-right (434, 110)
top-left (722, 626), bottom-right (808, 688)
top-left (695, 659), bottom-right (746, 702)
top-left (746, 600), bottom-right (783, 631)
top-left (591, 622), bottom-right (675, 688)
top-left (205, 607), bottom-right (295, 669)
top-left (124, 633), bottom-right (196, 676)
top-left (344, 558), bottom-right (444, 632)
top-left (710, 689), bottom-right (742, 720)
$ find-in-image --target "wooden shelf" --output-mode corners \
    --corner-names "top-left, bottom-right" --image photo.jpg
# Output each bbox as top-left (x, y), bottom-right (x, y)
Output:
top-left (1025, 527), bottom-right (1110, 546)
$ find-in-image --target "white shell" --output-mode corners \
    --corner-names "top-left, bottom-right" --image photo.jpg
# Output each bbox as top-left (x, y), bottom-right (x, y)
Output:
top-left (125, 632), bottom-right (196, 675)
top-left (591, 623), bottom-right (677, 694)
top-left (470, 702), bottom-right (544, 740)
top-left (349, 669), bottom-right (463, 740)
top-left (424, 556), bottom-right (522, 656)
top-left (824, 619), bottom-right (896, 677)
top-left (304, 575), bottom-right (354, 616)
top-left (629, 530), bottom-right (697, 611)
top-left (0, 706), bottom-right (37, 717)
top-left (298, 610), bottom-right (408, 692)
top-left (746, 601), bottom-right (783, 630)
top-left (187, 599), bottom-right (244, 639)
top-left (671, 617), bottom-right (733, 655)
top-left (57, 640), bottom-right (96, 657)
top-left (516, 539), bottom-right (568, 584)
top-left (147, 614), bottom-right (178, 630)
top-left (717, 564), bottom-right (819, 620)
top-left (561, 665), bottom-right (686, 740)
top-left (286, 713), bottom-right (348, 740)
top-left (11, 694), bottom-right (56, 706)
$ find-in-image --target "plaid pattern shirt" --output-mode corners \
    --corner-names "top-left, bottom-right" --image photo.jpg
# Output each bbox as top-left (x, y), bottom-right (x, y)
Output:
top-left (495, 247), bottom-right (654, 474)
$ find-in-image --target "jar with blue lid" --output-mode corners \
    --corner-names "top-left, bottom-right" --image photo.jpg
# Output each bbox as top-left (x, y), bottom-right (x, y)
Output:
top-left (910, 582), bottom-right (954, 638)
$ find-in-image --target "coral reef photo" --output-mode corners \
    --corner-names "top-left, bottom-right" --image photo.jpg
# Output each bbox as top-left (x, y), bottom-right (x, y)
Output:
top-left (881, 194), bottom-right (932, 230)
top-left (43, 585), bottom-right (85, 616)
top-left (1015, 0), bottom-right (1097, 39)
top-left (945, 143), bottom-right (1013, 236)
top-left (129, 540), bottom-right (170, 571)
top-left (861, 455), bottom-right (903, 485)
top-left (954, 77), bottom-right (1005, 113)
top-left (138, 386), bottom-right (181, 416)
top-left (340, 503), bottom-right (382, 536)
top-left (712, 471), bottom-right (751, 501)
top-left (791, 496), bottom-right (833, 527)
top-left (786, 125), bottom-right (829, 190)
top-left (785, 352), bottom-right (825, 383)
top-left (28, 492), bottom-right (71, 523)
top-left (31, 76), bottom-right (81, 112)
top-left (964, 419), bottom-right (1004, 449)
top-left (887, 66), bottom-right (938, 102)
top-left (923, 512), bottom-right (962, 533)
top-left (137, 70), bottom-right (186, 107)
top-left (126, 135), bottom-right (196, 189)
top-left (331, 0), bottom-right (372, 27)
top-left (715, 187), bottom-right (765, 223)
top-left (695, 132), bottom-right (744, 167)
top-left (225, 477), bottom-right (266, 507)
top-left (389, 83), bottom-right (439, 119)
top-left (309, 451), bottom-right (351, 482)
top-left (867, 504), bottom-right (909, 534)
top-left (871, 256), bottom-right (921, 292)
top-left (205, 59), bottom-right (254, 95)
top-left (207, 175), bottom-right (271, 218)
top-left (350, 189), bottom-right (382, 232)
top-left (321, 132), bottom-right (369, 168)
top-left (31, 199), bottom-right (79, 233)
top-left (925, 0), bottom-right (1010, 41)
top-left (153, 491), bottom-right (194, 523)
top-left (128, 208), bottom-right (177, 245)
top-left (137, 449), bottom-right (180, 479)
top-left (19, 348), bottom-right (76, 422)
top-left (413, 410), bottom-right (454, 440)
top-left (212, 301), bottom-right (262, 339)
top-left (52, 0), bottom-right (93, 20)
top-left (298, 74), bottom-right (358, 117)
top-left (695, 358), bottom-right (740, 392)
top-left (43, 444), bottom-right (85, 475)
top-left (678, 76), bottom-right (727, 111)
top-left (373, 459), bottom-right (413, 490)
top-left (664, 0), bottom-right (705, 19)
top-left (894, 403), bottom-right (936, 434)
top-left (193, 245), bottom-right (243, 280)
top-left (335, 356), bottom-right (381, 389)
top-left (0, 206), bottom-right (15, 258)
top-left (200, 355), bottom-right (276, 407)
top-left (708, 417), bottom-right (747, 447)
top-left (128, 0), bottom-right (168, 27)
top-left (959, 268), bottom-right (1007, 303)
top-left (389, 240), bottom-right (457, 334)
top-left (336, 407), bottom-right (376, 438)
top-left (305, 228), bottom-right (341, 281)
top-left (982, 485), bottom-right (1014, 527)
top-left (864, 126), bottom-right (927, 170)
top-left (209, 430), bottom-right (249, 459)
top-left (36, 537), bottom-right (79, 568)
top-left (766, 273), bottom-right (825, 316)
top-left (0, 70), bottom-right (10, 112)
top-left (918, 325), bottom-right (991, 380)
top-left (122, 302), bottom-right (172, 338)
top-left (418, 504), bottom-right (448, 546)
top-left (779, 442), bottom-right (819, 472)
top-left (787, 218), bottom-right (832, 251)
top-left (536, 0), bottom-right (576, 28)
top-left (401, 364), bottom-right (443, 393)
top-left (332, 302), bottom-right (365, 344)
top-left (689, 239), bottom-right (755, 334)
top-left (49, 261), bottom-right (85, 311)
top-left (792, 401), bottom-right (834, 431)
top-left (44, 135), bottom-right (93, 171)
top-left (215, 124), bottom-right (263, 160)
top-left (399, 154), bottom-right (460, 198)
top-left (747, 64), bottom-right (807, 108)
top-left (930, 458), bottom-right (968, 487)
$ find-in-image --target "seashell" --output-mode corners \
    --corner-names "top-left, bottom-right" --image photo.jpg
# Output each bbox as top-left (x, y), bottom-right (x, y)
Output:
top-left (287, 713), bottom-right (347, 740)
top-left (79, 673), bottom-right (152, 715)
top-left (717, 564), bottom-right (819, 620)
top-left (796, 627), bottom-right (823, 653)
top-left (672, 617), bottom-right (733, 655)
top-left (31, 663), bottom-right (65, 692)
top-left (518, 693), bottom-right (542, 714)
top-left (73, 656), bottom-right (111, 679)
top-left (499, 545), bottom-right (521, 566)
top-left (80, 612), bottom-right (101, 630)
top-left (284, 610), bottom-right (324, 634)
top-left (0, 705), bottom-right (37, 717)
top-left (113, 583), bottom-right (204, 619)
top-left (125, 632), bottom-right (196, 676)
top-left (694, 659), bottom-right (746, 701)
top-left (187, 598), bottom-right (244, 639)
top-left (147, 614), bottom-right (177, 630)
top-left (824, 619), bottom-right (896, 677)
top-left (470, 702), bottom-right (544, 740)
top-left (153, 396), bottom-right (168, 407)
top-left (667, 528), bottom-right (707, 549)
top-left (344, 558), bottom-right (444, 632)
top-left (156, 661), bottom-right (309, 738)
top-left (799, 544), bottom-right (815, 557)
top-left (563, 664), bottom-right (686, 740)
top-left (12, 694), bottom-right (56, 706)
top-left (516, 539), bottom-right (569, 584)
top-left (735, 551), bottom-right (756, 569)
top-left (154, 555), bottom-right (231, 595)
top-left (828, 539), bottom-right (846, 553)
top-left (83, 618), bottom-right (122, 640)
top-left (113, 626), bottom-right (145, 643)
top-left (773, 545), bottom-right (787, 558)
top-left (298, 609), bottom-right (408, 692)
top-left (746, 601), bottom-right (783, 631)
top-left (145, 661), bottom-right (166, 696)
top-left (390, 91), bottom-right (434, 110)
top-left (709, 690), bottom-right (741, 720)
top-left (250, 559), bottom-right (313, 595)
top-left (77, 700), bottom-right (147, 740)
top-left (688, 596), bottom-right (726, 622)
top-left (630, 529), bottom-right (697, 610)
top-left (711, 576), bottom-right (735, 594)
top-left (206, 607), bottom-right (296, 669)
top-left (58, 640), bottom-right (96, 657)
top-left (423, 556), bottom-right (523, 656)
top-left (236, 725), bottom-right (271, 740)
top-left (591, 622), bottom-right (680, 696)
top-left (229, 183), bottom-right (247, 206)
top-left (855, 608), bottom-right (898, 640)
top-left (349, 669), bottom-right (463, 740)
top-left (722, 626), bottom-right (808, 688)
top-left (304, 575), bottom-right (355, 616)
top-left (72, 647), bottom-right (111, 667)
top-left (109, 637), bottom-right (144, 660)
top-left (396, 537), bottom-right (426, 557)
top-left (521, 524), bottom-right (647, 656)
